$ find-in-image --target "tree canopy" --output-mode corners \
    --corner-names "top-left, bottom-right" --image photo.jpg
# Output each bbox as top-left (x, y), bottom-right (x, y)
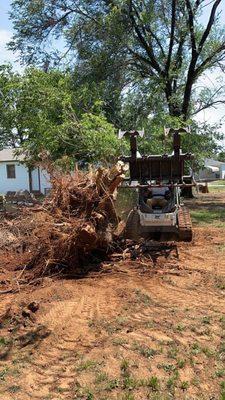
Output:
top-left (0, 66), bottom-right (121, 163)
top-left (9, 0), bottom-right (225, 120)
top-left (0, 0), bottom-right (224, 166)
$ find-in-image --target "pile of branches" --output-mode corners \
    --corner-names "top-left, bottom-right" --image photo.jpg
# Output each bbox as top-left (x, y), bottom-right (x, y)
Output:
top-left (26, 162), bottom-right (126, 277)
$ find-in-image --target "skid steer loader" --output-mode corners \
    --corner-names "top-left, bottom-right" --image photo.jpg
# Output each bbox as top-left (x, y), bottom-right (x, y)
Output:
top-left (118, 128), bottom-right (194, 242)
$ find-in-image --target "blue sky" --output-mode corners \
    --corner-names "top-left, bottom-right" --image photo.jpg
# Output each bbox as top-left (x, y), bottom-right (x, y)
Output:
top-left (0, 0), bottom-right (21, 67)
top-left (0, 0), bottom-right (225, 144)
top-left (0, 0), bottom-right (11, 30)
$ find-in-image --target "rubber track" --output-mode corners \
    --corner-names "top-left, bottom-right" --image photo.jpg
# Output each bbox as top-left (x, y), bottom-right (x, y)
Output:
top-left (125, 210), bottom-right (140, 240)
top-left (178, 206), bottom-right (193, 242)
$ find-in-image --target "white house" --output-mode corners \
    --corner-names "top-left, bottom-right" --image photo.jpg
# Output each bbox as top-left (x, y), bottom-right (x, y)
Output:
top-left (0, 148), bottom-right (51, 194)
top-left (197, 158), bottom-right (225, 181)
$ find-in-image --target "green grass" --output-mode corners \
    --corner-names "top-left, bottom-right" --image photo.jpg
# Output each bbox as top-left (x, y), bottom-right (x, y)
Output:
top-left (120, 359), bottom-right (130, 374)
top-left (202, 316), bottom-right (211, 325)
top-left (86, 391), bottom-right (94, 400)
top-left (76, 360), bottom-right (99, 372)
top-left (0, 337), bottom-right (8, 346)
top-left (143, 320), bottom-right (155, 329)
top-left (209, 187), bottom-right (225, 193)
top-left (112, 337), bottom-right (128, 346)
top-left (104, 378), bottom-right (120, 391)
top-left (177, 359), bottom-right (185, 369)
top-left (190, 342), bottom-right (201, 355)
top-left (166, 371), bottom-right (179, 392)
top-left (191, 209), bottom-right (225, 226)
top-left (55, 387), bottom-right (68, 393)
top-left (217, 245), bottom-right (225, 253)
top-left (208, 181), bottom-right (225, 193)
top-left (0, 368), bottom-right (9, 381)
top-left (189, 342), bottom-right (216, 358)
top-left (134, 289), bottom-right (151, 306)
top-left (215, 276), bottom-right (225, 290)
top-left (180, 380), bottom-right (189, 390)
top-left (72, 385), bottom-right (95, 399)
top-left (220, 316), bottom-right (225, 329)
top-left (215, 369), bottom-right (225, 378)
top-left (210, 180), bottom-right (225, 186)
top-left (202, 346), bottom-right (215, 357)
top-left (95, 372), bottom-right (109, 384)
top-left (119, 359), bottom-right (161, 393)
top-left (175, 324), bottom-right (186, 332)
top-left (121, 393), bottom-right (135, 400)
top-left (7, 385), bottom-right (21, 393)
top-left (167, 377), bottom-right (176, 390)
top-left (123, 376), bottom-right (139, 390)
top-left (219, 342), bottom-right (225, 355)
top-left (157, 363), bottom-right (176, 373)
top-left (167, 345), bottom-right (179, 359)
top-left (89, 316), bottom-right (128, 335)
top-left (133, 342), bottom-right (158, 358)
top-left (145, 376), bottom-right (160, 391)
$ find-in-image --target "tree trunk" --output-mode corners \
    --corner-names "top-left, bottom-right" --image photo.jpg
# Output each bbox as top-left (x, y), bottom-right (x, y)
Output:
top-left (182, 55), bottom-right (198, 119)
top-left (164, 80), bottom-right (182, 118)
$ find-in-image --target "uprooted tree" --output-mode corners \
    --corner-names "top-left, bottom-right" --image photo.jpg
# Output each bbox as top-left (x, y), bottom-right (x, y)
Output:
top-left (21, 162), bottom-right (125, 277)
top-left (9, 0), bottom-right (225, 120)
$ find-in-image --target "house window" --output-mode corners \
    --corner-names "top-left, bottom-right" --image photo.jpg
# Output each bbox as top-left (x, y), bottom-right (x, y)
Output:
top-left (6, 164), bottom-right (16, 179)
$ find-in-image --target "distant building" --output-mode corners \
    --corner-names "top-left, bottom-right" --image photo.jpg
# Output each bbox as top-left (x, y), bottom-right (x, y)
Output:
top-left (197, 158), bottom-right (225, 181)
top-left (0, 148), bottom-right (51, 194)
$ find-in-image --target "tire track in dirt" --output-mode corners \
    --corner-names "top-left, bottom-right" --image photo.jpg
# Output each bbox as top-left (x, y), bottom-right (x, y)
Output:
top-left (17, 284), bottom-right (122, 399)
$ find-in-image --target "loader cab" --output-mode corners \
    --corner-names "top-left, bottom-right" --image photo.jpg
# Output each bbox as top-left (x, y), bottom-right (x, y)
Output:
top-left (138, 182), bottom-right (180, 214)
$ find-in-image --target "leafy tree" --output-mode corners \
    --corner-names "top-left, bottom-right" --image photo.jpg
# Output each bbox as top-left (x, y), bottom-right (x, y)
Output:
top-left (119, 111), bottom-right (223, 169)
top-left (0, 66), bottom-right (121, 163)
top-left (218, 151), bottom-right (225, 162)
top-left (9, 0), bottom-right (225, 120)
top-left (0, 65), bottom-right (25, 148)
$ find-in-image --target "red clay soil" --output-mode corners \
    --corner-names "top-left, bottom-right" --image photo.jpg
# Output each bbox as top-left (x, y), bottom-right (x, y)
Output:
top-left (0, 192), bottom-right (225, 400)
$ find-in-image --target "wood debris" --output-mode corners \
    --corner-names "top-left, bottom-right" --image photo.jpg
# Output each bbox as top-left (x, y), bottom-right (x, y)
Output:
top-left (17, 162), bottom-right (126, 278)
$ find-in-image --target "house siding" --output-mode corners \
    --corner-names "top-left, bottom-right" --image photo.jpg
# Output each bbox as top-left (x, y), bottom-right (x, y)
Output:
top-left (31, 168), bottom-right (40, 191)
top-left (39, 170), bottom-right (51, 194)
top-left (0, 161), bottom-right (51, 194)
top-left (221, 165), bottom-right (225, 179)
top-left (196, 158), bottom-right (225, 181)
top-left (0, 161), bottom-right (30, 193)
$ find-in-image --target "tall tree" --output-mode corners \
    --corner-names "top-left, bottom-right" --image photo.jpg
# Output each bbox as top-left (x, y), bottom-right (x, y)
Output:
top-left (9, 0), bottom-right (225, 120)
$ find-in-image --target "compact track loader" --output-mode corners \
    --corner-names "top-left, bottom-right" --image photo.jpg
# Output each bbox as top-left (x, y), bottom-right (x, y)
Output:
top-left (119, 128), bottom-right (194, 242)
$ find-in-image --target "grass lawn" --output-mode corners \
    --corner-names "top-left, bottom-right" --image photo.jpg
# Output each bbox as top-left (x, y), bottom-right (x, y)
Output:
top-left (208, 180), bottom-right (225, 193)
top-left (191, 208), bottom-right (225, 227)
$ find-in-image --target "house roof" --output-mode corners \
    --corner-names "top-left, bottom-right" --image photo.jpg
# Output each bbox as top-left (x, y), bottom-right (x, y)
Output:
top-left (205, 158), bottom-right (225, 167)
top-left (0, 148), bottom-right (25, 162)
top-left (206, 165), bottom-right (220, 172)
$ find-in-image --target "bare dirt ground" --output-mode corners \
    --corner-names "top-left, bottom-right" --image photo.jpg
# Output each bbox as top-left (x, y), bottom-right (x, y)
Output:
top-left (0, 192), bottom-right (225, 400)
